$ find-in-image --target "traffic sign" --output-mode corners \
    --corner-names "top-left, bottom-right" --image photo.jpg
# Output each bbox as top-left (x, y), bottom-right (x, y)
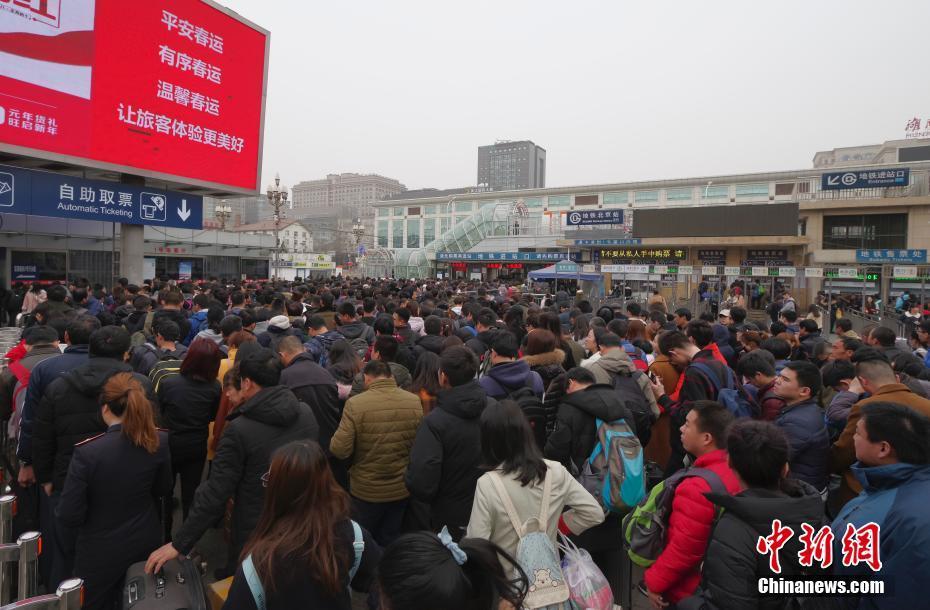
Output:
top-left (0, 163), bottom-right (202, 229)
top-left (822, 168), bottom-right (909, 190)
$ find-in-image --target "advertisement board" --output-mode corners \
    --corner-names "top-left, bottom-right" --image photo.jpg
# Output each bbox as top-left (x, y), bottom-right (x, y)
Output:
top-left (0, 0), bottom-right (268, 193)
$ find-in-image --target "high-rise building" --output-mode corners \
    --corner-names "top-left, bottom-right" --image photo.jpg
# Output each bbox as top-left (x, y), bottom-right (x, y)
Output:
top-left (477, 140), bottom-right (546, 190)
top-left (290, 173), bottom-right (406, 218)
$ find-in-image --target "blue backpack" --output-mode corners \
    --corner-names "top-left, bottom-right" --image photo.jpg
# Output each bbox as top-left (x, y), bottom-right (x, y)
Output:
top-left (578, 418), bottom-right (645, 514)
top-left (690, 361), bottom-right (758, 419)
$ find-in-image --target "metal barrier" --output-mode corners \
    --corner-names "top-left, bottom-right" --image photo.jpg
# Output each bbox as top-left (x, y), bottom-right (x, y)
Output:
top-left (0, 531), bottom-right (42, 604)
top-left (0, 578), bottom-right (83, 610)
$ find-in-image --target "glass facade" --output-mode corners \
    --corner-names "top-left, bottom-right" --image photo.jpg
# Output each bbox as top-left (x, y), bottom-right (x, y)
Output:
top-left (603, 192), bottom-right (628, 205)
top-left (377, 221), bottom-right (388, 247)
top-left (440, 217), bottom-right (450, 235)
top-left (523, 197), bottom-right (543, 208)
top-left (822, 214), bottom-right (908, 250)
top-left (423, 205), bottom-right (437, 215)
top-left (406, 219), bottom-right (420, 248)
top-left (702, 186), bottom-right (730, 199)
top-left (634, 190), bottom-right (659, 203)
top-left (392, 222), bottom-right (404, 248)
top-left (666, 188), bottom-right (692, 201)
top-left (735, 184), bottom-right (769, 197)
top-left (454, 201), bottom-right (474, 213)
top-left (392, 207), bottom-right (404, 216)
top-left (548, 195), bottom-right (570, 208)
top-left (423, 218), bottom-right (436, 244)
top-left (377, 207), bottom-right (390, 217)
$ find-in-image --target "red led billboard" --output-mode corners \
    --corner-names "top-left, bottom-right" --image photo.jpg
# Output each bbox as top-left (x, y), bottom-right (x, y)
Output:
top-left (0, 0), bottom-right (268, 193)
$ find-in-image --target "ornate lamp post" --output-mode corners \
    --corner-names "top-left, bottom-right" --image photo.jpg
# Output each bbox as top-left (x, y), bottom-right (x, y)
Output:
top-left (266, 173), bottom-right (289, 279)
top-left (214, 201), bottom-right (232, 230)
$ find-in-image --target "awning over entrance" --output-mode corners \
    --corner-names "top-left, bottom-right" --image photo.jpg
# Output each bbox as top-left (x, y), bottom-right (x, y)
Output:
top-left (528, 260), bottom-right (603, 281)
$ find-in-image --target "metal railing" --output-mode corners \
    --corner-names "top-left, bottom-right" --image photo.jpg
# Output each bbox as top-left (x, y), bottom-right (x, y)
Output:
top-left (0, 578), bottom-right (83, 610)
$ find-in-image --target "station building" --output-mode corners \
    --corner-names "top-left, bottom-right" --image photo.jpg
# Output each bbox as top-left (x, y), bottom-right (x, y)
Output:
top-left (365, 138), bottom-right (930, 306)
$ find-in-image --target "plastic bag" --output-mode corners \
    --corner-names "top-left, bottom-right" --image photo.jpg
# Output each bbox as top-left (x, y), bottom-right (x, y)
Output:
top-left (558, 532), bottom-right (614, 610)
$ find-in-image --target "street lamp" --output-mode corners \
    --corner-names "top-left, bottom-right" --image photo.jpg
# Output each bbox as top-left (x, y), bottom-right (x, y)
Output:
top-left (352, 217), bottom-right (365, 273)
top-left (266, 173), bottom-right (289, 280)
top-left (214, 201), bottom-right (232, 230)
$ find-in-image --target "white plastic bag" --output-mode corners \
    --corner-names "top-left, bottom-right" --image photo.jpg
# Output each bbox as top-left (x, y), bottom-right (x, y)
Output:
top-left (558, 532), bottom-right (614, 610)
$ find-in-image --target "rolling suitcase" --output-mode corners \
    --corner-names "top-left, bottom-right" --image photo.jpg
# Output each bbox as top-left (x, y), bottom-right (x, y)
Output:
top-left (123, 555), bottom-right (209, 610)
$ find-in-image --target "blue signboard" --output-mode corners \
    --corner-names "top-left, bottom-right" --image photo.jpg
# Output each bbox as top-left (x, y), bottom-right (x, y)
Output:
top-left (555, 261), bottom-right (579, 273)
top-left (856, 249), bottom-right (926, 263)
top-left (0, 163), bottom-right (203, 229)
top-left (572, 238), bottom-right (641, 246)
top-left (566, 210), bottom-right (623, 226)
top-left (821, 168), bottom-right (909, 190)
top-left (436, 251), bottom-right (574, 262)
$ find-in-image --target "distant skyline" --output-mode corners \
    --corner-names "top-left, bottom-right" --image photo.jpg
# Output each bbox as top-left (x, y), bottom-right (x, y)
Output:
top-left (219, 0), bottom-right (930, 192)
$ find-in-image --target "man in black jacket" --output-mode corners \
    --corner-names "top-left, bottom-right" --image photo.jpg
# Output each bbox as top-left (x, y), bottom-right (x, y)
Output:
top-left (151, 289), bottom-right (191, 342)
top-left (128, 320), bottom-right (188, 376)
top-left (405, 346), bottom-right (489, 539)
top-left (464, 308), bottom-right (499, 357)
top-left (277, 336), bottom-right (346, 487)
top-left (679, 420), bottom-right (825, 610)
top-left (412, 315), bottom-right (444, 360)
top-left (146, 348), bottom-right (319, 578)
top-left (32, 326), bottom-right (152, 588)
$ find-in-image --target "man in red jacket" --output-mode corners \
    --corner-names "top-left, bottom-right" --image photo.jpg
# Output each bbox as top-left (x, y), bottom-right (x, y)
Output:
top-left (643, 401), bottom-right (742, 608)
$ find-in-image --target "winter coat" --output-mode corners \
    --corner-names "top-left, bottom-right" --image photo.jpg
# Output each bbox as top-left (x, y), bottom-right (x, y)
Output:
top-left (522, 349), bottom-right (566, 394)
top-left (156, 373), bottom-right (220, 461)
top-left (129, 343), bottom-right (187, 377)
top-left (349, 361), bottom-right (411, 397)
top-left (151, 308), bottom-right (191, 344)
top-left (587, 348), bottom-right (659, 417)
top-left (338, 321), bottom-right (375, 347)
top-left (756, 379), bottom-right (786, 422)
top-left (679, 479), bottom-right (826, 610)
top-left (544, 384), bottom-right (635, 472)
top-left (279, 353), bottom-right (342, 452)
top-left (223, 519), bottom-right (381, 610)
top-left (775, 399), bottom-right (830, 491)
top-left (465, 328), bottom-right (499, 357)
top-left (832, 384), bottom-right (930, 506)
top-left (479, 360), bottom-right (544, 400)
top-left (412, 334), bottom-right (444, 360)
top-left (256, 325), bottom-right (300, 350)
top-left (395, 326), bottom-right (418, 347)
top-left (643, 449), bottom-right (742, 603)
top-left (405, 380), bottom-right (490, 535)
top-left (183, 310), bottom-right (209, 345)
top-left (466, 460), bottom-right (604, 559)
top-left (330, 378), bottom-right (422, 503)
top-left (195, 328), bottom-right (223, 347)
top-left (304, 330), bottom-right (345, 365)
top-left (830, 462), bottom-right (930, 610)
top-left (33, 357), bottom-right (154, 492)
top-left (0, 344), bottom-right (61, 420)
top-left (172, 385), bottom-right (319, 558)
top-left (17, 345), bottom-right (90, 464)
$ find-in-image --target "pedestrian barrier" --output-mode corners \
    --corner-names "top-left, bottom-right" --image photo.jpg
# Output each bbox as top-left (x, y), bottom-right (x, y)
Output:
top-left (0, 577), bottom-right (83, 610)
top-left (0, 530), bottom-right (42, 604)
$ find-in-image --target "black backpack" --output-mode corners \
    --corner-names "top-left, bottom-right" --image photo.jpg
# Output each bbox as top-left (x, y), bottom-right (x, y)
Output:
top-left (611, 370), bottom-right (653, 447)
top-left (505, 382), bottom-right (547, 450)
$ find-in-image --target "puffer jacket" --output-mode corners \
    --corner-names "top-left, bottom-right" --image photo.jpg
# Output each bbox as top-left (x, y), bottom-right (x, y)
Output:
top-left (522, 349), bottom-right (566, 394)
top-left (32, 357), bottom-right (154, 492)
top-left (172, 385), bottom-right (319, 558)
top-left (413, 334), bottom-right (444, 359)
top-left (588, 348), bottom-right (659, 417)
top-left (679, 479), bottom-right (826, 610)
top-left (279, 353), bottom-right (341, 451)
top-left (544, 383), bottom-right (634, 472)
top-left (350, 361), bottom-right (411, 396)
top-left (643, 449), bottom-right (741, 603)
top-left (479, 359), bottom-right (544, 399)
top-left (339, 321), bottom-right (375, 347)
top-left (330, 378), bottom-right (422, 502)
top-left (774, 399), bottom-right (830, 491)
top-left (406, 380), bottom-right (491, 535)
top-left (183, 309), bottom-right (209, 345)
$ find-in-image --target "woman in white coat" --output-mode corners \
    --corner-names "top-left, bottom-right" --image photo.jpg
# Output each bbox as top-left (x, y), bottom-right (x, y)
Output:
top-left (466, 400), bottom-right (604, 559)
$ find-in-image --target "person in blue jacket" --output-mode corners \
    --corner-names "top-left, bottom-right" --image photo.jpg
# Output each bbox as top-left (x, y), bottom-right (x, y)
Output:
top-left (830, 401), bottom-right (930, 610)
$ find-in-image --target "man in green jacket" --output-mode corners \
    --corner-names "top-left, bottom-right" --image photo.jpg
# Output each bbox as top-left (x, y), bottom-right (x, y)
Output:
top-left (331, 359), bottom-right (422, 545)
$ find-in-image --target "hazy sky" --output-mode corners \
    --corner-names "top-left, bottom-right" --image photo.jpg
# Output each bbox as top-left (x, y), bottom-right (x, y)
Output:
top-left (220, 0), bottom-right (930, 193)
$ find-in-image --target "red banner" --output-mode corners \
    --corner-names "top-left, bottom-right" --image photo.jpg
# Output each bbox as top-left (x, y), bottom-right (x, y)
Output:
top-left (0, 0), bottom-right (267, 193)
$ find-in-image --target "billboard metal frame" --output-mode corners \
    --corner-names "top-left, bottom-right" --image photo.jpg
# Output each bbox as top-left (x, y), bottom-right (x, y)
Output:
top-left (0, 0), bottom-right (270, 196)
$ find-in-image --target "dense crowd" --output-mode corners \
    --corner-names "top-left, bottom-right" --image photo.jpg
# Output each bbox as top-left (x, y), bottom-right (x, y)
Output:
top-left (1, 275), bottom-right (928, 610)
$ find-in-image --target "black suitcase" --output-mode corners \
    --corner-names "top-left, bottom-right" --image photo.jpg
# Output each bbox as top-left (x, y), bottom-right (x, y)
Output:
top-left (123, 556), bottom-right (208, 610)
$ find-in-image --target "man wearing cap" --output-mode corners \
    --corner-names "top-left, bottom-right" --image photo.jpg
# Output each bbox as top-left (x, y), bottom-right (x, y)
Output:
top-left (717, 308), bottom-right (731, 326)
top-left (257, 314), bottom-right (301, 351)
top-left (0, 326), bottom-right (61, 421)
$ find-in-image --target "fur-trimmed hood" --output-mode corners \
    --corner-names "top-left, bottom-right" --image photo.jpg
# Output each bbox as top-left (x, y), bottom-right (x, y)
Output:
top-left (521, 348), bottom-right (565, 368)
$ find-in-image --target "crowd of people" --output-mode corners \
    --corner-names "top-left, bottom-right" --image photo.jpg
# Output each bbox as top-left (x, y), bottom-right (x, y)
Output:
top-left (1, 275), bottom-right (928, 610)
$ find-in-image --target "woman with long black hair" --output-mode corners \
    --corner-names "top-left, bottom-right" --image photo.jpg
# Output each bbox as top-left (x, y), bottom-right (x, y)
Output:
top-left (222, 440), bottom-right (381, 609)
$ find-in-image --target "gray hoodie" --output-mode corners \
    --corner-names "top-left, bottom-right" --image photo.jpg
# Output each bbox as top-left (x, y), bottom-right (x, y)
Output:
top-left (587, 348), bottom-right (659, 417)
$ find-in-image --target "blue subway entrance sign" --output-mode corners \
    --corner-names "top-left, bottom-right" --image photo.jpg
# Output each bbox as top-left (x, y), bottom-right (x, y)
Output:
top-left (856, 249), bottom-right (926, 264)
top-left (821, 168), bottom-right (909, 190)
top-left (566, 210), bottom-right (623, 226)
top-left (0, 164), bottom-right (203, 229)
top-left (437, 251), bottom-right (574, 262)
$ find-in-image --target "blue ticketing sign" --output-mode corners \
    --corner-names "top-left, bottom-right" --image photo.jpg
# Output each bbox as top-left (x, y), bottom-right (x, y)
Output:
top-left (821, 168), bottom-right (909, 190)
top-left (0, 163), bottom-right (202, 229)
top-left (566, 210), bottom-right (623, 226)
top-left (856, 249), bottom-right (926, 264)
